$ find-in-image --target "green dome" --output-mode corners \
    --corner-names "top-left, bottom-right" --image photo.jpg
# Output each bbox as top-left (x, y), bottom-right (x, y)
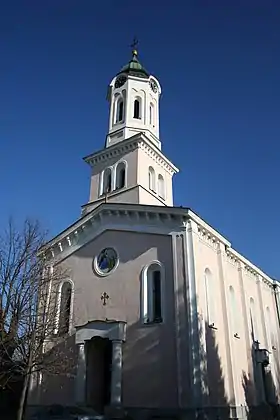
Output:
top-left (118, 51), bottom-right (149, 78)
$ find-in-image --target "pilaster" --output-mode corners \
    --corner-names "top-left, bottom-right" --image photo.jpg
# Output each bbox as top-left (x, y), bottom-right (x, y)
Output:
top-left (217, 243), bottom-right (235, 404)
top-left (172, 229), bottom-right (188, 407)
top-left (185, 220), bottom-right (202, 406)
top-left (256, 276), bottom-right (268, 348)
top-left (110, 340), bottom-right (123, 406)
top-left (238, 261), bottom-right (258, 405)
top-left (75, 342), bottom-right (86, 405)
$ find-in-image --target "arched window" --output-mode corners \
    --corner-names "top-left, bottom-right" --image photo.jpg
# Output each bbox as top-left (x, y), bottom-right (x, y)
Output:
top-left (116, 98), bottom-right (124, 123)
top-left (229, 286), bottom-right (239, 336)
top-left (103, 168), bottom-right (112, 194)
top-left (250, 297), bottom-right (259, 342)
top-left (141, 262), bottom-right (164, 324)
top-left (58, 281), bottom-right (72, 335)
top-left (204, 268), bottom-right (216, 327)
top-left (158, 174), bottom-right (165, 199)
top-left (149, 103), bottom-right (154, 126)
top-left (266, 307), bottom-right (276, 350)
top-left (115, 161), bottom-right (126, 190)
top-left (133, 99), bottom-right (141, 119)
top-left (148, 166), bottom-right (156, 192)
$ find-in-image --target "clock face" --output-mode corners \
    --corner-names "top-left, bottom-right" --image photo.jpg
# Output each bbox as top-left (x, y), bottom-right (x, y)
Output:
top-left (115, 75), bottom-right (127, 89)
top-left (150, 79), bottom-right (158, 93)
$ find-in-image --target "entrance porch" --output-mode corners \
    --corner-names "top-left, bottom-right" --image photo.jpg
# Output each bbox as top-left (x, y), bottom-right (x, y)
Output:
top-left (75, 320), bottom-right (126, 412)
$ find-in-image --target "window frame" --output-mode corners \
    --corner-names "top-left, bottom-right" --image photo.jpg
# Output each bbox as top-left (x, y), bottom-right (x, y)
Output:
top-left (204, 268), bottom-right (217, 329)
top-left (148, 166), bottom-right (156, 192)
top-left (115, 160), bottom-right (127, 190)
top-left (141, 261), bottom-right (165, 325)
top-left (133, 98), bottom-right (141, 119)
top-left (115, 96), bottom-right (124, 124)
top-left (158, 174), bottom-right (165, 200)
top-left (100, 167), bottom-right (113, 196)
top-left (54, 279), bottom-right (74, 335)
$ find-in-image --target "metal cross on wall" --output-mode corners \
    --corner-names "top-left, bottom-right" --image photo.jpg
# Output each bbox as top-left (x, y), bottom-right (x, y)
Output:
top-left (101, 292), bottom-right (109, 306)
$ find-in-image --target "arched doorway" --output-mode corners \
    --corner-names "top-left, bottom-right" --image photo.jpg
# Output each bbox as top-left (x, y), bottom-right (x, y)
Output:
top-left (86, 336), bottom-right (112, 412)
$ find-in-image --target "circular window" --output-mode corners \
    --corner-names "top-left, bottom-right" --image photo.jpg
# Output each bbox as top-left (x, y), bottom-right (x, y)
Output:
top-left (94, 247), bottom-right (119, 276)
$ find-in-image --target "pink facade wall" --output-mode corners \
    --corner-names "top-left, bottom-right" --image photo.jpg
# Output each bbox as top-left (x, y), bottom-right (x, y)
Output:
top-left (43, 230), bottom-right (178, 409)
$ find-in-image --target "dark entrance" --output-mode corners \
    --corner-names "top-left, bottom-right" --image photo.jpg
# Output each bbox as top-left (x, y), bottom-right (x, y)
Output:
top-left (86, 337), bottom-right (112, 412)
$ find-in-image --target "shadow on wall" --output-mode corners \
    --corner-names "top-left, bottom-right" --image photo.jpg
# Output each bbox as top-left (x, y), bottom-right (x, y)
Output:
top-left (0, 373), bottom-right (24, 420)
top-left (242, 336), bottom-right (280, 420)
top-left (122, 285), bottom-right (230, 418)
top-left (27, 333), bottom-right (77, 409)
top-left (204, 322), bottom-right (229, 414)
top-left (122, 318), bottom-right (177, 409)
top-left (122, 245), bottom-right (177, 409)
top-left (193, 317), bottom-right (230, 420)
top-left (27, 299), bottom-right (231, 419)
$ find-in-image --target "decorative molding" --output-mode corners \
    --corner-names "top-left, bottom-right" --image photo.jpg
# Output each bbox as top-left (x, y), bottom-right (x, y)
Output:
top-left (138, 140), bottom-right (178, 175)
top-left (83, 133), bottom-right (179, 176)
top-left (41, 204), bottom-right (185, 264)
top-left (140, 260), bottom-right (165, 325)
top-left (188, 210), bottom-right (231, 246)
top-left (185, 219), bottom-right (202, 404)
top-left (171, 232), bottom-right (183, 407)
top-left (243, 264), bottom-right (258, 278)
top-left (225, 250), bottom-right (240, 267)
top-left (197, 225), bottom-right (219, 250)
top-left (75, 320), bottom-right (127, 344)
top-left (93, 247), bottom-right (119, 277)
top-left (54, 278), bottom-right (74, 335)
top-left (194, 218), bottom-right (275, 289)
top-left (41, 202), bottom-right (277, 290)
top-left (84, 139), bottom-right (139, 166)
top-left (228, 247), bottom-right (274, 288)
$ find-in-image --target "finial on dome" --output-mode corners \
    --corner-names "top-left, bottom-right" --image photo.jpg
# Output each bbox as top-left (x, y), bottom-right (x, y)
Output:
top-left (118, 37), bottom-right (149, 78)
top-left (130, 36), bottom-right (138, 58)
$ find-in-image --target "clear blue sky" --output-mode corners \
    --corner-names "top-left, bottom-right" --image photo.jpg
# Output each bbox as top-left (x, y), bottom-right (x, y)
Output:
top-left (1, 1), bottom-right (280, 278)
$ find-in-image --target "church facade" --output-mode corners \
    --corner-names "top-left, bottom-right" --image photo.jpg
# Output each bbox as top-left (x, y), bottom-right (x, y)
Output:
top-left (28, 48), bottom-right (280, 419)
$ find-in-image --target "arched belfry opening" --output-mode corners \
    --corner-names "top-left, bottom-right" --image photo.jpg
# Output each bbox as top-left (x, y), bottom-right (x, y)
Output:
top-left (116, 161), bottom-right (126, 190)
top-left (105, 43), bottom-right (162, 150)
top-left (102, 168), bottom-right (112, 195)
top-left (116, 98), bottom-right (124, 123)
top-left (133, 98), bottom-right (141, 119)
top-left (83, 43), bottom-right (178, 210)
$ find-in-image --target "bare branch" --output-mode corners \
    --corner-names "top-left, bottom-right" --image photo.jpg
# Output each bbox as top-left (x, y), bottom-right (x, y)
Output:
top-left (0, 218), bottom-right (74, 405)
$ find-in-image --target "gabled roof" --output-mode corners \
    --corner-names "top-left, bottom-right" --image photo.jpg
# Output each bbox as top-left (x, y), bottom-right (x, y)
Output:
top-left (40, 201), bottom-right (277, 289)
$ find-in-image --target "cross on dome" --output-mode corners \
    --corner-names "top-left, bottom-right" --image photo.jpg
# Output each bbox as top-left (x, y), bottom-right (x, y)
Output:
top-left (130, 36), bottom-right (139, 57)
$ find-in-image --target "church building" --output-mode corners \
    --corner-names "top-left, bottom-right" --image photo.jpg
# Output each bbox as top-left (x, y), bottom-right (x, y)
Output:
top-left (28, 47), bottom-right (280, 419)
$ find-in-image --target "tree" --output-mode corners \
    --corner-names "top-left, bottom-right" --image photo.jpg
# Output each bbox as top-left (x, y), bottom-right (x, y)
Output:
top-left (0, 218), bottom-right (75, 420)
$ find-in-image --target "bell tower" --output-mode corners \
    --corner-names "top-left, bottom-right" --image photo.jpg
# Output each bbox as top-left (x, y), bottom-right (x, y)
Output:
top-left (106, 42), bottom-right (161, 150)
top-left (82, 44), bottom-right (178, 216)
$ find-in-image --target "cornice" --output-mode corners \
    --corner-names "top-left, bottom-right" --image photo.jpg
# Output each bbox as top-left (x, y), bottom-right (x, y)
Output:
top-left (225, 249), bottom-right (240, 267)
top-left (83, 133), bottom-right (179, 175)
top-left (190, 209), bottom-right (231, 247)
top-left (196, 225), bottom-right (220, 250)
top-left (188, 211), bottom-right (275, 288)
top-left (227, 248), bottom-right (274, 287)
top-left (138, 139), bottom-right (178, 175)
top-left (41, 201), bottom-right (277, 289)
top-left (81, 184), bottom-right (168, 217)
top-left (83, 134), bottom-right (139, 166)
top-left (40, 203), bottom-right (188, 263)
